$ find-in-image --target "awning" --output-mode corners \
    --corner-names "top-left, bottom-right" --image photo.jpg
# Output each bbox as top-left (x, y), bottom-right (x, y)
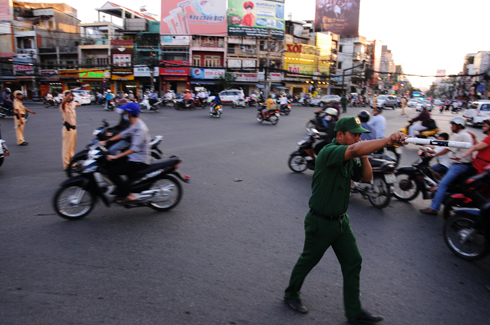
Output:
top-left (191, 81), bottom-right (216, 85)
top-left (274, 86), bottom-right (289, 89)
top-left (256, 84), bottom-right (265, 88)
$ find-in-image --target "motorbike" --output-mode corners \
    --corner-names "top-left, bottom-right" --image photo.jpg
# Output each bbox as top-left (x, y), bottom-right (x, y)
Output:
top-left (105, 99), bottom-right (116, 111)
top-left (176, 99), bottom-right (195, 111)
top-left (193, 97), bottom-right (207, 109)
top-left (140, 96), bottom-right (161, 113)
top-left (451, 105), bottom-right (462, 114)
top-left (0, 104), bottom-right (22, 119)
top-left (306, 112), bottom-right (329, 133)
top-left (162, 98), bottom-right (176, 108)
top-left (400, 121), bottom-right (439, 138)
top-left (209, 104), bottom-right (223, 118)
top-left (256, 105), bottom-right (280, 125)
top-left (248, 98), bottom-right (258, 107)
top-left (444, 194), bottom-right (490, 260)
top-left (66, 120), bottom-right (164, 178)
top-left (0, 122), bottom-right (9, 168)
top-left (299, 98), bottom-right (310, 106)
top-left (232, 98), bottom-right (248, 108)
top-left (288, 129), bottom-right (396, 209)
top-left (53, 145), bottom-right (191, 220)
top-left (442, 166), bottom-right (490, 220)
top-left (43, 97), bottom-right (59, 108)
top-left (279, 103), bottom-right (291, 115)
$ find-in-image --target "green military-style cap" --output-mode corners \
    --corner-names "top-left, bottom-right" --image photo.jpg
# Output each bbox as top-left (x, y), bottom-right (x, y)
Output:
top-left (334, 116), bottom-right (371, 133)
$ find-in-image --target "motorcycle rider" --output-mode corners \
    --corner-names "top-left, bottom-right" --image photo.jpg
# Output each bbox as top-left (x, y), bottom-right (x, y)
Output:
top-left (105, 98), bottom-right (131, 155)
top-left (262, 94), bottom-right (275, 120)
top-left (45, 91), bottom-right (54, 106)
top-left (367, 106), bottom-right (386, 140)
top-left (407, 104), bottom-right (431, 136)
top-left (100, 102), bottom-right (150, 203)
top-left (420, 117), bottom-right (475, 215)
top-left (2, 88), bottom-right (13, 113)
top-left (279, 94), bottom-right (289, 112)
top-left (104, 90), bottom-right (114, 110)
top-left (358, 110), bottom-right (376, 141)
top-left (209, 95), bottom-right (222, 115)
top-left (419, 132), bottom-right (452, 181)
top-left (183, 90), bottom-right (192, 106)
top-left (454, 118), bottom-right (490, 174)
top-left (250, 92), bottom-right (257, 105)
top-left (313, 108), bottom-right (339, 156)
top-left (149, 90), bottom-right (158, 107)
top-left (128, 90), bottom-right (135, 101)
top-left (197, 89), bottom-right (207, 107)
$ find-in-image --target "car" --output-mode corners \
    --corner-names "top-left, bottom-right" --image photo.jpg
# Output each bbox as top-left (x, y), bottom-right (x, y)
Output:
top-left (319, 95), bottom-right (341, 107)
top-left (407, 99), bottom-right (418, 107)
top-left (219, 89), bottom-right (244, 103)
top-left (415, 100), bottom-right (434, 112)
top-left (463, 100), bottom-right (490, 126)
top-left (310, 98), bottom-right (322, 107)
top-left (376, 95), bottom-right (398, 109)
top-left (72, 90), bottom-right (92, 105)
top-left (433, 99), bottom-right (442, 106)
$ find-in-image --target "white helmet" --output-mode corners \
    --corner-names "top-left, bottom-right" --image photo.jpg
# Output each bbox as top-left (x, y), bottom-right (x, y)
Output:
top-left (107, 90), bottom-right (111, 93)
top-left (325, 108), bottom-right (338, 116)
top-left (450, 117), bottom-right (466, 128)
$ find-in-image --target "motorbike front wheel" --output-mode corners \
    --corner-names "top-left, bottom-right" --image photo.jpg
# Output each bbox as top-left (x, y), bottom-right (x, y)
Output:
top-left (232, 103), bottom-right (237, 108)
top-left (305, 121), bottom-right (316, 133)
top-left (368, 176), bottom-right (391, 209)
top-left (256, 113), bottom-right (264, 123)
top-left (288, 155), bottom-right (308, 173)
top-left (444, 214), bottom-right (488, 260)
top-left (53, 184), bottom-right (95, 220)
top-left (393, 171), bottom-right (419, 201)
top-left (443, 197), bottom-right (474, 220)
top-left (149, 175), bottom-right (183, 211)
top-left (0, 157), bottom-right (4, 167)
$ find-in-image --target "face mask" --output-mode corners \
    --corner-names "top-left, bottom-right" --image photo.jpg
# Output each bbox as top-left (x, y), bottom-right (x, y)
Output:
top-left (116, 108), bottom-right (123, 115)
top-left (326, 115), bottom-right (332, 121)
top-left (122, 114), bottom-right (129, 121)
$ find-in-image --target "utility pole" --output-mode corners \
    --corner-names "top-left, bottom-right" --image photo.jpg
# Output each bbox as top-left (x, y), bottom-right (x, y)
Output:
top-left (264, 29), bottom-right (272, 98)
top-left (342, 60), bottom-right (365, 95)
top-left (147, 47), bottom-right (156, 92)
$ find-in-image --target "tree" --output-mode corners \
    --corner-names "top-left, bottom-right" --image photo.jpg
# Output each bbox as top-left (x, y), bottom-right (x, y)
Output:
top-left (215, 72), bottom-right (236, 91)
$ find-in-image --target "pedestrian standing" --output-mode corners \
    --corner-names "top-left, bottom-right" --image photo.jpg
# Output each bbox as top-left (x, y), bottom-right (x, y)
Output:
top-left (283, 116), bottom-right (406, 324)
top-left (13, 90), bottom-right (36, 146)
top-left (371, 94), bottom-right (378, 109)
top-left (341, 94), bottom-right (347, 113)
top-left (400, 96), bottom-right (407, 115)
top-left (60, 90), bottom-right (80, 170)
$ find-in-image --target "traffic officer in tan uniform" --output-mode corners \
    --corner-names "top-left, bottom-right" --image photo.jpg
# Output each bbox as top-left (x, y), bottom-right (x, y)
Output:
top-left (60, 90), bottom-right (80, 170)
top-left (13, 90), bottom-right (36, 146)
top-left (284, 117), bottom-right (406, 324)
top-left (400, 96), bottom-right (407, 115)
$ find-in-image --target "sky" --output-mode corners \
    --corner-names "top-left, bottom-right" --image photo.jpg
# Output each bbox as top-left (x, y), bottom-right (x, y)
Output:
top-left (34, 0), bottom-right (490, 89)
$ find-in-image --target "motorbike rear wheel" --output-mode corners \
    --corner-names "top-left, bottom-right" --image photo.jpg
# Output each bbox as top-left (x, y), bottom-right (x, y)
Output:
top-left (288, 155), bottom-right (308, 173)
top-left (444, 214), bottom-right (487, 260)
top-left (283, 108), bottom-right (291, 115)
top-left (0, 157), bottom-right (4, 167)
top-left (443, 197), bottom-right (474, 220)
top-left (393, 171), bottom-right (419, 201)
top-left (149, 175), bottom-right (182, 211)
top-left (270, 115), bottom-right (279, 125)
top-left (232, 103), bottom-right (237, 109)
top-left (53, 184), bottom-right (95, 220)
top-left (368, 176), bottom-right (391, 209)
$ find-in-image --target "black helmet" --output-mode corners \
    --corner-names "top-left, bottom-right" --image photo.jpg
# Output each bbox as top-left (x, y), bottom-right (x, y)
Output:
top-left (358, 110), bottom-right (370, 123)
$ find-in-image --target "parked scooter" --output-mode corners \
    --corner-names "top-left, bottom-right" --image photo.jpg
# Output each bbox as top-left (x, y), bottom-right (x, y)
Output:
top-left (256, 105), bottom-right (280, 125)
top-left (53, 146), bottom-right (191, 220)
top-left (140, 95), bottom-right (161, 112)
top-left (288, 129), bottom-right (396, 209)
top-left (66, 120), bottom-right (164, 178)
top-left (0, 122), bottom-right (9, 168)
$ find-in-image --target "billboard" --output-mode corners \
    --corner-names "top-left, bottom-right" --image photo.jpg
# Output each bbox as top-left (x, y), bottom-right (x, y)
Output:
top-left (227, 0), bottom-right (285, 39)
top-left (111, 48), bottom-right (134, 80)
top-left (191, 68), bottom-right (225, 79)
top-left (161, 0), bottom-right (227, 36)
top-left (0, 0), bottom-right (13, 21)
top-left (160, 61), bottom-right (190, 76)
top-left (314, 0), bottom-right (360, 37)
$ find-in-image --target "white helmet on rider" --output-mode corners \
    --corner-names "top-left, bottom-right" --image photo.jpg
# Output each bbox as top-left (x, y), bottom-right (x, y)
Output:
top-left (107, 90), bottom-right (111, 93)
top-left (325, 108), bottom-right (338, 116)
top-left (450, 117), bottom-right (466, 128)
top-left (5, 87), bottom-right (11, 92)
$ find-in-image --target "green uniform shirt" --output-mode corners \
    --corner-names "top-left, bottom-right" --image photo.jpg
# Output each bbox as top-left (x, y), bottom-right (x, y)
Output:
top-left (308, 139), bottom-right (363, 216)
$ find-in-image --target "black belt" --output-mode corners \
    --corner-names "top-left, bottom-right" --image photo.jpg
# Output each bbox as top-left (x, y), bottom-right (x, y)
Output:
top-left (310, 209), bottom-right (345, 220)
top-left (17, 114), bottom-right (25, 118)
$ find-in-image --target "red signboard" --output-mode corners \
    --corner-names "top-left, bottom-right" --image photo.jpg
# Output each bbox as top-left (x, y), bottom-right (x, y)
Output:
top-left (110, 39), bottom-right (133, 46)
top-left (159, 60), bottom-right (190, 76)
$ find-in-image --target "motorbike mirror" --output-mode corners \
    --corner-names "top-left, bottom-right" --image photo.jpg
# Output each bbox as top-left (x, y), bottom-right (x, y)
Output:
top-left (102, 119), bottom-right (109, 127)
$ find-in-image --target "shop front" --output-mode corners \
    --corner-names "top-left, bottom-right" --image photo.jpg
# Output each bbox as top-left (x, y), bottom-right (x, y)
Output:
top-left (134, 65), bottom-right (159, 98)
top-left (111, 48), bottom-right (137, 96)
top-left (39, 69), bottom-right (61, 96)
top-left (160, 60), bottom-right (190, 95)
top-left (78, 69), bottom-right (112, 94)
top-left (190, 68), bottom-right (225, 94)
top-left (59, 70), bottom-right (79, 92)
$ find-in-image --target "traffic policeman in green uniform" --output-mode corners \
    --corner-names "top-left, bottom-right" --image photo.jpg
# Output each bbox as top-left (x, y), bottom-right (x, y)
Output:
top-left (284, 117), bottom-right (406, 324)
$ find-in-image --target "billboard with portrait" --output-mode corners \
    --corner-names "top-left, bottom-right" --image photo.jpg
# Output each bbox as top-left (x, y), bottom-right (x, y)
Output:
top-left (161, 0), bottom-right (227, 36)
top-left (314, 0), bottom-right (360, 37)
top-left (227, 0), bottom-right (285, 39)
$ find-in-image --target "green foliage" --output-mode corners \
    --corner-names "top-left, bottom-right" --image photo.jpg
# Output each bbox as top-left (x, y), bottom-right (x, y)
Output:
top-left (215, 72), bottom-right (237, 91)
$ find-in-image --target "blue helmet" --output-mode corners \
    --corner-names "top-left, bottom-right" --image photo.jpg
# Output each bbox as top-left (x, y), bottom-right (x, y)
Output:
top-left (120, 102), bottom-right (141, 117)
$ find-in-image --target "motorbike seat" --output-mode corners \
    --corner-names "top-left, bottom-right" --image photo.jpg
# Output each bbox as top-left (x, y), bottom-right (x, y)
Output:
top-left (133, 157), bottom-right (180, 178)
top-left (368, 156), bottom-right (393, 169)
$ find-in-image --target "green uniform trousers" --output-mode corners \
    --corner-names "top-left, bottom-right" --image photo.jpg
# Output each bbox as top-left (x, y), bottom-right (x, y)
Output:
top-left (285, 212), bottom-right (362, 319)
top-left (342, 104), bottom-right (347, 113)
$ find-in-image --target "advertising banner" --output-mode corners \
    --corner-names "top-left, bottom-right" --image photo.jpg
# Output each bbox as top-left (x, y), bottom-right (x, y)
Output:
top-left (191, 68), bottom-right (225, 79)
top-left (227, 0), bottom-right (285, 39)
top-left (285, 63), bottom-right (329, 76)
top-left (0, 0), bottom-right (13, 21)
top-left (160, 0), bottom-right (227, 36)
top-left (160, 61), bottom-right (190, 76)
top-left (14, 65), bottom-right (33, 76)
top-left (314, 0), bottom-right (360, 37)
top-left (134, 65), bottom-right (159, 77)
top-left (79, 69), bottom-right (111, 79)
top-left (233, 72), bottom-right (258, 82)
top-left (258, 71), bottom-right (282, 82)
top-left (111, 47), bottom-right (134, 80)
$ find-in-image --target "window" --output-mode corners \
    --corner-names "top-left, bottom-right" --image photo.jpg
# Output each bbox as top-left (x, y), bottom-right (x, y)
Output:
top-left (204, 56), bottom-right (220, 67)
top-left (193, 56), bottom-right (201, 67)
top-left (227, 46), bottom-right (235, 54)
top-left (259, 40), bottom-right (267, 51)
top-left (481, 104), bottom-right (490, 111)
top-left (338, 62), bottom-right (342, 70)
top-left (46, 61), bottom-right (55, 69)
top-left (96, 57), bottom-right (109, 66)
top-left (339, 45), bottom-right (343, 53)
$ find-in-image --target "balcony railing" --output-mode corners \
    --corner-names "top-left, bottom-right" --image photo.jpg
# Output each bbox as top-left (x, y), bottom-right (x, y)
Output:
top-left (192, 39), bottom-right (224, 48)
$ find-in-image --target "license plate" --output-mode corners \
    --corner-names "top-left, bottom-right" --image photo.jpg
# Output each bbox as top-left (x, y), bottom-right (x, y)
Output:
top-left (275, 113), bottom-right (280, 116)
top-left (395, 147), bottom-right (402, 154)
top-left (385, 173), bottom-right (396, 184)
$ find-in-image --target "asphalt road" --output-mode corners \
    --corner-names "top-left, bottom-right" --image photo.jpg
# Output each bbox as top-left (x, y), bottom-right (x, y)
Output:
top-left (1, 101), bottom-right (489, 325)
